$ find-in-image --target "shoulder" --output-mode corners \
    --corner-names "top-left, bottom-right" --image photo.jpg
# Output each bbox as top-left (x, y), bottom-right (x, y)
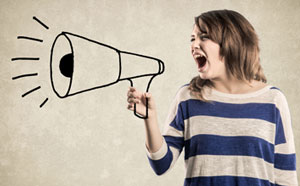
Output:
top-left (269, 86), bottom-right (288, 101)
top-left (174, 84), bottom-right (192, 102)
top-left (177, 84), bottom-right (190, 95)
top-left (268, 86), bottom-right (290, 110)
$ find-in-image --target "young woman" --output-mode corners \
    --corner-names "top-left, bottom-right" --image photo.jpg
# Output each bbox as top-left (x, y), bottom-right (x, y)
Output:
top-left (127, 9), bottom-right (298, 186)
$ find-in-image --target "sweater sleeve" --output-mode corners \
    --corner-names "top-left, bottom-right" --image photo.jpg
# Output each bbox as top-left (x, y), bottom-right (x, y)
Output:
top-left (146, 87), bottom-right (185, 175)
top-left (274, 91), bottom-right (298, 186)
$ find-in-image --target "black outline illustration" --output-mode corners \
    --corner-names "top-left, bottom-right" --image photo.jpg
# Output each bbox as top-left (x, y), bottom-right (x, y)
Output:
top-left (22, 86), bottom-right (41, 97)
top-left (33, 16), bottom-right (49, 30)
top-left (50, 32), bottom-right (165, 119)
top-left (12, 73), bottom-right (38, 80)
top-left (12, 16), bottom-right (165, 118)
top-left (17, 36), bottom-right (43, 43)
top-left (40, 98), bottom-right (48, 108)
top-left (11, 57), bottom-right (40, 61)
top-left (11, 16), bottom-right (49, 108)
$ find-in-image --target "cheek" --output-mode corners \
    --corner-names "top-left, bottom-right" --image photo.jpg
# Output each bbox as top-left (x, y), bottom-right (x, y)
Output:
top-left (207, 43), bottom-right (221, 61)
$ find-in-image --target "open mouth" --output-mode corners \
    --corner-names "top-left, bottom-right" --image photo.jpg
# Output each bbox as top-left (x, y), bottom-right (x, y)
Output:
top-left (196, 55), bottom-right (207, 68)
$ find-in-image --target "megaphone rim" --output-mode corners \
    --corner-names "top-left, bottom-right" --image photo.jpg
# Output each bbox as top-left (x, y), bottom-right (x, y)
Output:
top-left (50, 32), bottom-right (74, 98)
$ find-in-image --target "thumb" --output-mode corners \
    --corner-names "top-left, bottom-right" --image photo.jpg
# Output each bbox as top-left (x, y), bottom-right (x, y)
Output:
top-left (145, 92), bottom-right (152, 99)
top-left (143, 92), bottom-right (155, 109)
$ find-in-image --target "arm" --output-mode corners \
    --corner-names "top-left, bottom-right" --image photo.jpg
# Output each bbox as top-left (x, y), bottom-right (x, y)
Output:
top-left (127, 87), bottom-right (163, 153)
top-left (127, 87), bottom-right (184, 175)
top-left (274, 91), bottom-right (298, 186)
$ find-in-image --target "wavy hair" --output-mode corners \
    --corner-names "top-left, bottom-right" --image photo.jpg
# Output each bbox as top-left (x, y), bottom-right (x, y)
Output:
top-left (189, 9), bottom-right (267, 101)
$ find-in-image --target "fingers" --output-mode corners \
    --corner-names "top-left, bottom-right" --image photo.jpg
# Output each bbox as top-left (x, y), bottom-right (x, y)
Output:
top-left (127, 87), bottom-right (140, 111)
top-left (127, 87), bottom-right (140, 98)
top-left (127, 89), bottom-right (138, 103)
top-left (127, 87), bottom-right (154, 114)
top-left (127, 103), bottom-right (134, 111)
top-left (129, 87), bottom-right (136, 92)
top-left (127, 96), bottom-right (140, 104)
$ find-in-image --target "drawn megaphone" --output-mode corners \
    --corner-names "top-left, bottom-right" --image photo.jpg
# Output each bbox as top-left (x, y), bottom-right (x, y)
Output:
top-left (50, 32), bottom-right (164, 119)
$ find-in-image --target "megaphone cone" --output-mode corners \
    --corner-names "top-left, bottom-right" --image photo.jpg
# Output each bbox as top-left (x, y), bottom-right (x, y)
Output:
top-left (50, 32), bottom-right (164, 119)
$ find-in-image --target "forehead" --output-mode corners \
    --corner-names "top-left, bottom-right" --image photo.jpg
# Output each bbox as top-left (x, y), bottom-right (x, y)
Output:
top-left (191, 24), bottom-right (207, 37)
top-left (191, 25), bottom-right (200, 36)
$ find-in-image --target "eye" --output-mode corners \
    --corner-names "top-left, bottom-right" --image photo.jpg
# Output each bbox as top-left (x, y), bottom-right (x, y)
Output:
top-left (200, 35), bottom-right (209, 40)
top-left (190, 38), bottom-right (195, 42)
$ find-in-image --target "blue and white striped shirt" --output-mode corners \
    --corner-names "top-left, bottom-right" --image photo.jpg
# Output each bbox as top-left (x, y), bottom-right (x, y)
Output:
top-left (146, 84), bottom-right (297, 186)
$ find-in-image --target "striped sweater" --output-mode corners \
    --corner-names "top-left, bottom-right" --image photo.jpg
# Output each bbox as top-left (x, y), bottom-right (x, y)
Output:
top-left (146, 84), bottom-right (297, 186)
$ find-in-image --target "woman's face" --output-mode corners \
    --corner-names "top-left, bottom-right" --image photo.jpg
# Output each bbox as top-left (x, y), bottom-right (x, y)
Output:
top-left (190, 24), bottom-right (226, 81)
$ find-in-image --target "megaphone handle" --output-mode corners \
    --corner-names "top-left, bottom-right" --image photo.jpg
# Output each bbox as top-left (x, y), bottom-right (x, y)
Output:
top-left (134, 97), bottom-right (148, 119)
top-left (128, 80), bottom-right (148, 119)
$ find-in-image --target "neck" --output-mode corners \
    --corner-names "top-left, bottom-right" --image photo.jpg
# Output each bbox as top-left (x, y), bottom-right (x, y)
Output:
top-left (210, 74), bottom-right (255, 94)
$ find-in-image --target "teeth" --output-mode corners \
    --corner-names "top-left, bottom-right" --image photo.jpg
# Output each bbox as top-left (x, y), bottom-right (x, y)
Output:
top-left (194, 54), bottom-right (205, 58)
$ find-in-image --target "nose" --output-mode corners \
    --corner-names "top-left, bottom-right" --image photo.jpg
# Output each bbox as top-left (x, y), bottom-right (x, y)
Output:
top-left (191, 41), bottom-right (200, 55)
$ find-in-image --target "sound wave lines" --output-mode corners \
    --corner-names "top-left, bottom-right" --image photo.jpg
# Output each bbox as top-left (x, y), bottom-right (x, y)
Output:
top-left (40, 98), bottom-right (48, 108)
top-left (22, 86), bottom-right (41, 97)
top-left (12, 73), bottom-right (38, 80)
top-left (11, 16), bottom-right (50, 108)
top-left (17, 36), bottom-right (43, 43)
top-left (11, 57), bottom-right (40, 61)
top-left (33, 16), bottom-right (49, 30)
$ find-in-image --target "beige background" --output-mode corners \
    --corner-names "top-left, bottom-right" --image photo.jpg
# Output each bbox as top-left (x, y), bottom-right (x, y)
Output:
top-left (1, 0), bottom-right (299, 185)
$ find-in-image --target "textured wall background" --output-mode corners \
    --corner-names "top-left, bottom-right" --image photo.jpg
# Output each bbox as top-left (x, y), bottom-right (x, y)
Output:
top-left (1, 0), bottom-right (299, 185)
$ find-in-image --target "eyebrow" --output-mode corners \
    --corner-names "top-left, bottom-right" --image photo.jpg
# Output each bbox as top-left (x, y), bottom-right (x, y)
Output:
top-left (191, 32), bottom-right (207, 38)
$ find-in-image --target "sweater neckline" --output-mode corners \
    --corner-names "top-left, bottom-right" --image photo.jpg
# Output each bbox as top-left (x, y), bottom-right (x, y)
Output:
top-left (210, 84), bottom-right (272, 99)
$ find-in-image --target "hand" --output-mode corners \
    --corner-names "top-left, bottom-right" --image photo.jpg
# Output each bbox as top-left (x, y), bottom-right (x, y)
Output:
top-left (127, 87), bottom-right (156, 117)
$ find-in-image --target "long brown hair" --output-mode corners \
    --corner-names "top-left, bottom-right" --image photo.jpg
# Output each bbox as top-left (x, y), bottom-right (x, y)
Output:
top-left (189, 9), bottom-right (267, 101)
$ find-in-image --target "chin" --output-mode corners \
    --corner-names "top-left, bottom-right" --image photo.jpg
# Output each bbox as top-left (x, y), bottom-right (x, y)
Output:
top-left (199, 73), bottom-right (210, 80)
